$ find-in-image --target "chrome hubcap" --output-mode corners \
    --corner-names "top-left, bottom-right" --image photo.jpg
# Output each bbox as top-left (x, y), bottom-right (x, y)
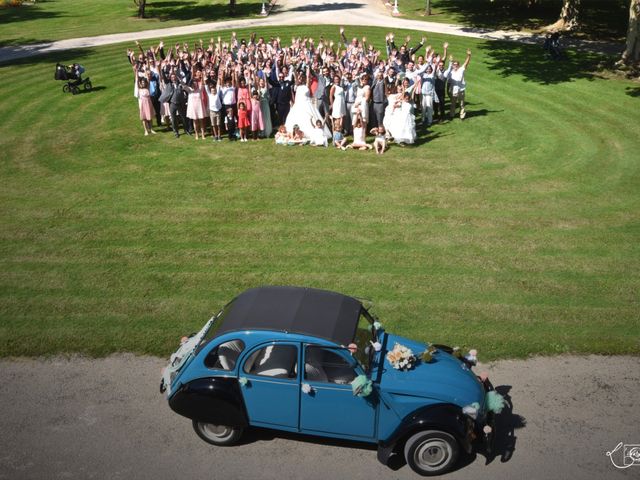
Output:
top-left (415, 439), bottom-right (451, 470)
top-left (201, 423), bottom-right (232, 439)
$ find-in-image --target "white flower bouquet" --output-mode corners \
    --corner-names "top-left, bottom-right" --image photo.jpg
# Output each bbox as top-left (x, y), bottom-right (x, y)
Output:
top-left (386, 342), bottom-right (417, 371)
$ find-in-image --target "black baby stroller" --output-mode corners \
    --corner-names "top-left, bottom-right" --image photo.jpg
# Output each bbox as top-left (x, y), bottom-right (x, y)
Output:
top-left (543, 32), bottom-right (563, 60)
top-left (55, 63), bottom-right (92, 94)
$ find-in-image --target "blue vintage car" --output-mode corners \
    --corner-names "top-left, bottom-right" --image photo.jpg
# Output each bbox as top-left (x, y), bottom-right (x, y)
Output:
top-left (160, 286), bottom-right (499, 476)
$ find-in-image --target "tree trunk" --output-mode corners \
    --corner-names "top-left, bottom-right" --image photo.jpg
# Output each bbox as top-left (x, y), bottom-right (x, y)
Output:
top-left (134, 0), bottom-right (146, 19)
top-left (425, 0), bottom-right (431, 15)
top-left (229, 0), bottom-right (236, 16)
top-left (622, 0), bottom-right (640, 65)
top-left (547, 0), bottom-right (580, 31)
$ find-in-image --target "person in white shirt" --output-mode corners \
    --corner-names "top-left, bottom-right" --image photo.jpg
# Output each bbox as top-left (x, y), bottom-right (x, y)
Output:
top-left (205, 78), bottom-right (223, 141)
top-left (418, 64), bottom-right (441, 127)
top-left (444, 49), bottom-right (471, 120)
top-left (404, 61), bottom-right (419, 85)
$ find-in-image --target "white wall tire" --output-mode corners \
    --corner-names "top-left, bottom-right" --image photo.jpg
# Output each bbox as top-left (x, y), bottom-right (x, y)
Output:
top-left (192, 420), bottom-right (243, 446)
top-left (404, 430), bottom-right (459, 476)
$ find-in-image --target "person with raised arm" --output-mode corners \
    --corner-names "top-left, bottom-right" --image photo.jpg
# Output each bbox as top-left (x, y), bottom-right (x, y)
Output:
top-left (133, 63), bottom-right (156, 136)
top-left (159, 70), bottom-right (192, 138)
top-left (184, 66), bottom-right (207, 140)
top-left (444, 48), bottom-right (471, 120)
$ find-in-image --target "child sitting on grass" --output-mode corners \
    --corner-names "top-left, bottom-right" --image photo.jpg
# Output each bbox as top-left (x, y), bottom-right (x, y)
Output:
top-left (288, 124), bottom-right (308, 146)
top-left (275, 125), bottom-right (289, 145)
top-left (332, 119), bottom-right (347, 150)
top-left (347, 114), bottom-right (372, 150)
top-left (371, 126), bottom-right (387, 154)
top-left (309, 119), bottom-right (328, 147)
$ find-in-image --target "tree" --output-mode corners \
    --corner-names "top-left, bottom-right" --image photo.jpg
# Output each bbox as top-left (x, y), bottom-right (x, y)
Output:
top-left (621, 0), bottom-right (640, 65)
top-left (133, 0), bottom-right (146, 19)
top-left (548, 0), bottom-right (581, 31)
top-left (425, 0), bottom-right (432, 16)
top-left (229, 0), bottom-right (236, 15)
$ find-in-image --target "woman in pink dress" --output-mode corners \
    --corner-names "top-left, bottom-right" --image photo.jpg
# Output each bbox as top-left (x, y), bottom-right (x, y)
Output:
top-left (185, 70), bottom-right (207, 140)
top-left (136, 75), bottom-right (156, 136)
top-left (250, 90), bottom-right (263, 140)
top-left (236, 76), bottom-right (252, 127)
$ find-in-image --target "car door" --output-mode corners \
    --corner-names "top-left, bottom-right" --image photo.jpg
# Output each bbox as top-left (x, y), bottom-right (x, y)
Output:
top-left (239, 342), bottom-right (300, 429)
top-left (299, 345), bottom-right (377, 439)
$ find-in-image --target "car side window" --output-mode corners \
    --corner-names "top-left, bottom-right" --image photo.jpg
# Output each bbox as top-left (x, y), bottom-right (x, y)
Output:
top-left (243, 345), bottom-right (297, 379)
top-left (305, 346), bottom-right (357, 385)
top-left (204, 339), bottom-right (245, 371)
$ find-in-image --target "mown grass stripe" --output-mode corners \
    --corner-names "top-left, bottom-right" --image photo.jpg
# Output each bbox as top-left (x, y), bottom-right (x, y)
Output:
top-left (0, 25), bottom-right (638, 359)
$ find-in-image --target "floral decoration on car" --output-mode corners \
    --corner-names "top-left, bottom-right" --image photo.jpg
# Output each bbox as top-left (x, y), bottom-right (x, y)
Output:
top-left (386, 342), bottom-right (417, 370)
top-left (421, 344), bottom-right (438, 363)
top-left (368, 321), bottom-right (382, 332)
top-left (351, 374), bottom-right (373, 397)
top-left (452, 346), bottom-right (479, 365)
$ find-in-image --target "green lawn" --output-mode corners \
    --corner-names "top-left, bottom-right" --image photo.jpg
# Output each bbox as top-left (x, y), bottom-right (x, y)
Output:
top-left (397, 0), bottom-right (628, 41)
top-left (0, 0), bottom-right (263, 46)
top-left (0, 25), bottom-right (638, 360)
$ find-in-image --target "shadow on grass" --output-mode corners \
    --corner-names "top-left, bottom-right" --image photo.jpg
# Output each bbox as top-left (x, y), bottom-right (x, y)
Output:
top-left (413, 129), bottom-right (450, 146)
top-left (285, 2), bottom-right (364, 12)
top-left (0, 38), bottom-right (56, 48)
top-left (0, 0), bottom-right (64, 25)
top-left (0, 47), bottom-right (97, 67)
top-left (76, 85), bottom-right (107, 94)
top-left (626, 86), bottom-right (640, 97)
top-left (146, 0), bottom-right (263, 21)
top-left (465, 107), bottom-right (504, 119)
top-left (481, 39), bottom-right (607, 84)
top-left (412, 101), bottom-right (502, 139)
top-left (428, 0), bottom-right (627, 41)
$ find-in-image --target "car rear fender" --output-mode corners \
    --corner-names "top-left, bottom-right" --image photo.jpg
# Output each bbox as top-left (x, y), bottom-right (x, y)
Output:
top-left (168, 377), bottom-right (249, 428)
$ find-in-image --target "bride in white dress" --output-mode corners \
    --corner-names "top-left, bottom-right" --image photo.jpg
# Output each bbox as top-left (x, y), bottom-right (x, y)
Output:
top-left (285, 70), bottom-right (331, 138)
top-left (383, 86), bottom-right (416, 145)
top-left (350, 73), bottom-right (371, 128)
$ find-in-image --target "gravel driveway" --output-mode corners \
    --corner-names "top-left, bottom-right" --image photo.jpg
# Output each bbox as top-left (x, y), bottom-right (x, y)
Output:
top-left (0, 354), bottom-right (638, 479)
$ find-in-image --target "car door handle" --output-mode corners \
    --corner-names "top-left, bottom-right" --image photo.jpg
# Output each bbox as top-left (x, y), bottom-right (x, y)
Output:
top-left (301, 383), bottom-right (313, 394)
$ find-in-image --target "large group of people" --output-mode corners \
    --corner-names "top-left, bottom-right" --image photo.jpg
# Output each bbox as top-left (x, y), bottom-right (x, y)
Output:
top-left (128, 27), bottom-right (471, 151)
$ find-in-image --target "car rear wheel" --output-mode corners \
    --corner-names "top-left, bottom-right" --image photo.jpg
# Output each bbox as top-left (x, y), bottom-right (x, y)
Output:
top-left (404, 430), bottom-right (459, 476)
top-left (192, 420), bottom-right (243, 446)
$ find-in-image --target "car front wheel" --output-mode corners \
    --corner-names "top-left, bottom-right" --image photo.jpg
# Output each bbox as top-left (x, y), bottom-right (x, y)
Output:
top-left (404, 430), bottom-right (459, 476)
top-left (192, 420), bottom-right (243, 446)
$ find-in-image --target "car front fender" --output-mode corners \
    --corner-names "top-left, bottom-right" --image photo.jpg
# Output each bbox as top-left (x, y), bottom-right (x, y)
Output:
top-left (377, 403), bottom-right (472, 465)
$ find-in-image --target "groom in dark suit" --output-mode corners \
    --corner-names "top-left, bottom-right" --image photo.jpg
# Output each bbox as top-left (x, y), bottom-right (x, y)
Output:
top-left (269, 70), bottom-right (293, 126)
top-left (313, 66), bottom-right (331, 122)
top-left (159, 72), bottom-right (192, 137)
top-left (371, 70), bottom-right (386, 129)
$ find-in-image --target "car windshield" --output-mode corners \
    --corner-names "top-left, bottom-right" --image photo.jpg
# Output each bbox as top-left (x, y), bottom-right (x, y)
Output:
top-left (352, 308), bottom-right (374, 371)
top-left (197, 300), bottom-right (235, 351)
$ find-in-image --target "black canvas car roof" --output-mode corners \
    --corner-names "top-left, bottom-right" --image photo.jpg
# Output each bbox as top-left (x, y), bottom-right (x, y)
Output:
top-left (216, 286), bottom-right (363, 345)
